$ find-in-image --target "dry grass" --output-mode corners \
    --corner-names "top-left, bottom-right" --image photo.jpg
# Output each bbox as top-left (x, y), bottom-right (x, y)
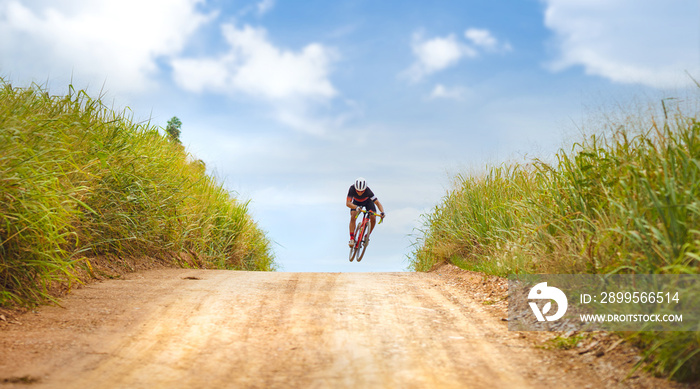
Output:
top-left (409, 93), bottom-right (700, 381)
top-left (0, 81), bottom-right (276, 307)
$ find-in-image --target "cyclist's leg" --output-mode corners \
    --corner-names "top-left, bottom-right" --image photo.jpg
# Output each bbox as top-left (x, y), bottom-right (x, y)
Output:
top-left (349, 209), bottom-right (358, 248)
top-left (349, 204), bottom-right (359, 237)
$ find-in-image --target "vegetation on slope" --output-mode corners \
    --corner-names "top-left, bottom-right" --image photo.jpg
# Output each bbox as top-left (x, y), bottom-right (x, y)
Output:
top-left (0, 81), bottom-right (276, 307)
top-left (410, 94), bottom-right (699, 381)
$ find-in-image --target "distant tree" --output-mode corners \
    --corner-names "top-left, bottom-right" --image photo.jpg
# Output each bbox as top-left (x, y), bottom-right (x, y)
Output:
top-left (165, 116), bottom-right (182, 143)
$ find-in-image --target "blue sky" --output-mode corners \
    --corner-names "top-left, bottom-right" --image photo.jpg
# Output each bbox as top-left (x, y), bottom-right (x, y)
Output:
top-left (1, 0), bottom-right (698, 272)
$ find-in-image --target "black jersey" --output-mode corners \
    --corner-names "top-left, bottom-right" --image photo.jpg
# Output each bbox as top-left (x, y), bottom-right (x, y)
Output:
top-left (347, 185), bottom-right (377, 204)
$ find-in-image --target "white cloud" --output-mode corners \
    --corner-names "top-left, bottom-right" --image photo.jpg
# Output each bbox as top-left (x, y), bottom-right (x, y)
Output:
top-left (0, 0), bottom-right (212, 94)
top-left (172, 23), bottom-right (337, 100)
top-left (413, 34), bottom-right (472, 73)
top-left (465, 28), bottom-right (511, 52)
top-left (429, 84), bottom-right (465, 100)
top-left (257, 0), bottom-right (275, 15)
top-left (402, 28), bottom-right (511, 82)
top-left (403, 32), bottom-right (477, 82)
top-left (542, 0), bottom-right (700, 88)
top-left (171, 23), bottom-right (341, 135)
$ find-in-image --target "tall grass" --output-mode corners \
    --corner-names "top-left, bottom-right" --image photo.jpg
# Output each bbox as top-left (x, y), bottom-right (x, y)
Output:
top-left (410, 95), bottom-right (699, 380)
top-left (0, 81), bottom-right (275, 307)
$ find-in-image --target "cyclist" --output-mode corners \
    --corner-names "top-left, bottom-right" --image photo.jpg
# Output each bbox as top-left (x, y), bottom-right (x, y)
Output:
top-left (347, 177), bottom-right (385, 247)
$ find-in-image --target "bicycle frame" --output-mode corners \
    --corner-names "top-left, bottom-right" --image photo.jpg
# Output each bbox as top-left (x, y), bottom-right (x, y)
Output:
top-left (349, 207), bottom-right (383, 262)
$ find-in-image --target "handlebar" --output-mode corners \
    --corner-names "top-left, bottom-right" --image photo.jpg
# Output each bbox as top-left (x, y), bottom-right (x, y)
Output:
top-left (355, 208), bottom-right (384, 224)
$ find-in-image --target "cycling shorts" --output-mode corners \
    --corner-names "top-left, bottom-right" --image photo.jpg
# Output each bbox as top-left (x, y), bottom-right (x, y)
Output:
top-left (351, 199), bottom-right (376, 213)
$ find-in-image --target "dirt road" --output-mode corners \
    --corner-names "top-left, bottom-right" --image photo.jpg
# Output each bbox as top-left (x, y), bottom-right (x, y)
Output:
top-left (0, 269), bottom-right (685, 388)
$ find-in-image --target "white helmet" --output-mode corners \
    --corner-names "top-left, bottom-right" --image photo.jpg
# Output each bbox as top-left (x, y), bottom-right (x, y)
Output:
top-left (354, 177), bottom-right (367, 191)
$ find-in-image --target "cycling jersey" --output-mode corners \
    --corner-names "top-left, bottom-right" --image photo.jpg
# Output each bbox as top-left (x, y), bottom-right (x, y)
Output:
top-left (348, 185), bottom-right (376, 203)
top-left (348, 185), bottom-right (377, 212)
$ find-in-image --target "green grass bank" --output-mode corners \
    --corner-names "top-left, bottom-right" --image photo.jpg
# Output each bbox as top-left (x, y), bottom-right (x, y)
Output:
top-left (0, 82), bottom-right (276, 307)
top-left (409, 95), bottom-right (699, 381)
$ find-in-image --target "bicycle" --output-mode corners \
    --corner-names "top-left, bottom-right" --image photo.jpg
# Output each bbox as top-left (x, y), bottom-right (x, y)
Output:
top-left (349, 207), bottom-right (383, 262)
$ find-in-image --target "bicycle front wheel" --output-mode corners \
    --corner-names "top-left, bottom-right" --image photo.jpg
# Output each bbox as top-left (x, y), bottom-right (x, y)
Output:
top-left (349, 226), bottom-right (360, 262)
top-left (349, 243), bottom-right (357, 262)
top-left (356, 223), bottom-right (370, 262)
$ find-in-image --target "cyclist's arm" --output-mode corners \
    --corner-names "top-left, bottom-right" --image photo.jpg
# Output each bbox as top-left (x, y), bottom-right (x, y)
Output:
top-left (374, 199), bottom-right (385, 215)
top-left (346, 197), bottom-right (357, 210)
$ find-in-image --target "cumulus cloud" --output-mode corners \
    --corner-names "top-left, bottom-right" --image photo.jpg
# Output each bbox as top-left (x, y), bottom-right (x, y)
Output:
top-left (171, 23), bottom-right (341, 135)
top-left (172, 23), bottom-right (337, 100)
top-left (402, 32), bottom-right (476, 82)
top-left (0, 0), bottom-right (212, 93)
top-left (402, 28), bottom-right (510, 82)
top-left (542, 0), bottom-right (700, 88)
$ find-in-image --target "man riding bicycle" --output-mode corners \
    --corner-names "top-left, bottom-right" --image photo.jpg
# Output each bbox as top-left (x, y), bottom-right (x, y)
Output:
top-left (347, 177), bottom-right (385, 248)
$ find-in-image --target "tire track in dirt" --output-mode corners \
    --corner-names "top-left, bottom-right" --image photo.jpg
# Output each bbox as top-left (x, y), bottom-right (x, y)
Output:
top-left (0, 270), bottom-right (683, 388)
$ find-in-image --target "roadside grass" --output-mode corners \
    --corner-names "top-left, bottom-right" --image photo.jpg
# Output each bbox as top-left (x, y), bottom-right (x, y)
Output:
top-left (543, 333), bottom-right (590, 351)
top-left (409, 93), bottom-right (700, 381)
top-left (0, 81), bottom-right (276, 307)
